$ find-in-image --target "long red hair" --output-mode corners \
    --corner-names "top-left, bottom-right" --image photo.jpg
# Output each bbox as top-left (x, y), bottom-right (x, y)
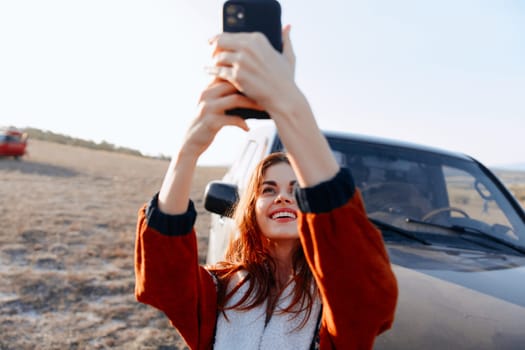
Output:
top-left (209, 153), bottom-right (317, 327)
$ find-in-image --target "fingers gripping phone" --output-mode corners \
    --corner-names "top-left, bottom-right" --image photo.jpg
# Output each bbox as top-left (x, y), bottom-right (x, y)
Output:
top-left (223, 0), bottom-right (282, 119)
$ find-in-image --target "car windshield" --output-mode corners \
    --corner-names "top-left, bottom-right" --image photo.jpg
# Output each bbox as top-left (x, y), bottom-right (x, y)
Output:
top-left (323, 136), bottom-right (525, 251)
top-left (0, 134), bottom-right (21, 143)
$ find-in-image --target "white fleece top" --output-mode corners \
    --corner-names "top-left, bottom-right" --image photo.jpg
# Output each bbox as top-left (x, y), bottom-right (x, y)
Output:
top-left (213, 271), bottom-right (322, 350)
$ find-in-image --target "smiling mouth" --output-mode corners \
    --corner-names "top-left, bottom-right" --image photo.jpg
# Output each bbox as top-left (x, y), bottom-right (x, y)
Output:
top-left (270, 210), bottom-right (297, 220)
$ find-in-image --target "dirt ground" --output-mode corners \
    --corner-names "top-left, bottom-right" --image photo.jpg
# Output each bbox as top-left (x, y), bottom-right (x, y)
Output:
top-left (1, 140), bottom-right (524, 349)
top-left (0, 140), bottom-right (226, 349)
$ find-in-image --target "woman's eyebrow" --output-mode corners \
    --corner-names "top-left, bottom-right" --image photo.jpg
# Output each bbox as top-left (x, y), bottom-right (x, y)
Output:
top-left (262, 180), bottom-right (297, 187)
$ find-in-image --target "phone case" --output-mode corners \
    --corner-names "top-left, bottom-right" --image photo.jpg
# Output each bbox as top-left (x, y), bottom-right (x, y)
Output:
top-left (223, 0), bottom-right (282, 119)
top-left (223, 0), bottom-right (282, 52)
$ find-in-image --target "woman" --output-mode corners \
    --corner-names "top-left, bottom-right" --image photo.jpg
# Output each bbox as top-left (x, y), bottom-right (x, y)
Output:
top-left (135, 26), bottom-right (398, 349)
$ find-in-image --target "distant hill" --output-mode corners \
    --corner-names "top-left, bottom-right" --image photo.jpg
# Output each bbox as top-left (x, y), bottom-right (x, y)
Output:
top-left (22, 127), bottom-right (169, 160)
top-left (504, 163), bottom-right (525, 171)
top-left (491, 163), bottom-right (525, 172)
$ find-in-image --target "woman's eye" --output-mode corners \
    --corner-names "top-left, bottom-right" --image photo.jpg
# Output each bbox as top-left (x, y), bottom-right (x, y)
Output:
top-left (262, 187), bottom-right (276, 194)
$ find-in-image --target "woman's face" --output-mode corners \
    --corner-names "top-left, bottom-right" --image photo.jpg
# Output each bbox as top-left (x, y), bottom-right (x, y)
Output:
top-left (255, 162), bottom-right (299, 241)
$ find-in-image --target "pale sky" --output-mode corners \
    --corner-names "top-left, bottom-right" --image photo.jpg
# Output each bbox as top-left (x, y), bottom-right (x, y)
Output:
top-left (1, 1), bottom-right (524, 167)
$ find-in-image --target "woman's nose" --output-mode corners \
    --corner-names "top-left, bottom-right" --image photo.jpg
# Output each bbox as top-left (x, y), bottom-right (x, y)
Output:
top-left (275, 191), bottom-right (293, 203)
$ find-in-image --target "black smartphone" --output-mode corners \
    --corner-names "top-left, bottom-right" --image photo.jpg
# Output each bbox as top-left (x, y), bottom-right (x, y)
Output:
top-left (223, 0), bottom-right (282, 119)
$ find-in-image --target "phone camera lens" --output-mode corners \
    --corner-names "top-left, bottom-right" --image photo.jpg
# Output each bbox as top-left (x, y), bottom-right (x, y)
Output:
top-left (226, 16), bottom-right (237, 26)
top-left (225, 4), bottom-right (245, 27)
top-left (226, 4), bottom-right (237, 15)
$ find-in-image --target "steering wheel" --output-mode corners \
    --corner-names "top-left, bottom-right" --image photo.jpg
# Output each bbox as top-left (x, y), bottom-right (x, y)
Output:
top-left (422, 206), bottom-right (469, 222)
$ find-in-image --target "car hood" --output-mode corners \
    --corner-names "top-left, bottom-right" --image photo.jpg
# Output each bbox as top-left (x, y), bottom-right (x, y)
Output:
top-left (375, 244), bottom-right (525, 349)
top-left (388, 243), bottom-right (525, 307)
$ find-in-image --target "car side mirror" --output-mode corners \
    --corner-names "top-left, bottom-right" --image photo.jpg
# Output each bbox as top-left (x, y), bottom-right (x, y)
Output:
top-left (204, 181), bottom-right (239, 218)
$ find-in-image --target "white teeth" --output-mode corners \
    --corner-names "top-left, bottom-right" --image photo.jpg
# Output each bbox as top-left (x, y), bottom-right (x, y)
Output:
top-left (271, 211), bottom-right (296, 220)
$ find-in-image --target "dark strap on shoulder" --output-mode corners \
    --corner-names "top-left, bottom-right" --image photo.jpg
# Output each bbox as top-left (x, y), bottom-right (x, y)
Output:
top-left (309, 304), bottom-right (323, 350)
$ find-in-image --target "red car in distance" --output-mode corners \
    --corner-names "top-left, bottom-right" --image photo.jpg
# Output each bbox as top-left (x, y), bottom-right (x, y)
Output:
top-left (0, 127), bottom-right (28, 159)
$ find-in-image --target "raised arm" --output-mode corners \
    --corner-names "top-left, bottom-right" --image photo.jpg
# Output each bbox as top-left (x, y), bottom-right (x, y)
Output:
top-left (135, 79), bottom-right (258, 349)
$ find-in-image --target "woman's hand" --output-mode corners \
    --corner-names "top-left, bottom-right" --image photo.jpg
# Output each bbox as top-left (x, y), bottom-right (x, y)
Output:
top-left (158, 79), bottom-right (256, 215)
top-left (207, 26), bottom-right (339, 187)
top-left (207, 26), bottom-right (297, 115)
top-left (180, 79), bottom-right (256, 159)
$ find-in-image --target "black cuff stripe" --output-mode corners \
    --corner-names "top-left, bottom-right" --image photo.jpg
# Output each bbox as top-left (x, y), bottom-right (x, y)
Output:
top-left (145, 193), bottom-right (197, 236)
top-left (294, 168), bottom-right (355, 213)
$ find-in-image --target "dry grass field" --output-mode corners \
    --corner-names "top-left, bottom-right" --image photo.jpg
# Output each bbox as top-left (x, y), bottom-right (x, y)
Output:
top-left (0, 140), bottom-right (226, 349)
top-left (1, 139), bottom-right (524, 349)
top-left (495, 170), bottom-right (525, 208)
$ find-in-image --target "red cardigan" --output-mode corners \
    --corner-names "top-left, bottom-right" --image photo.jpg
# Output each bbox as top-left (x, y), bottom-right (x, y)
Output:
top-left (135, 169), bottom-right (398, 349)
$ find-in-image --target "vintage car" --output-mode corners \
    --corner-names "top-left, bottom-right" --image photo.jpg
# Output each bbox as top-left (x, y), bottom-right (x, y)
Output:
top-left (0, 127), bottom-right (28, 159)
top-left (204, 124), bottom-right (525, 349)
